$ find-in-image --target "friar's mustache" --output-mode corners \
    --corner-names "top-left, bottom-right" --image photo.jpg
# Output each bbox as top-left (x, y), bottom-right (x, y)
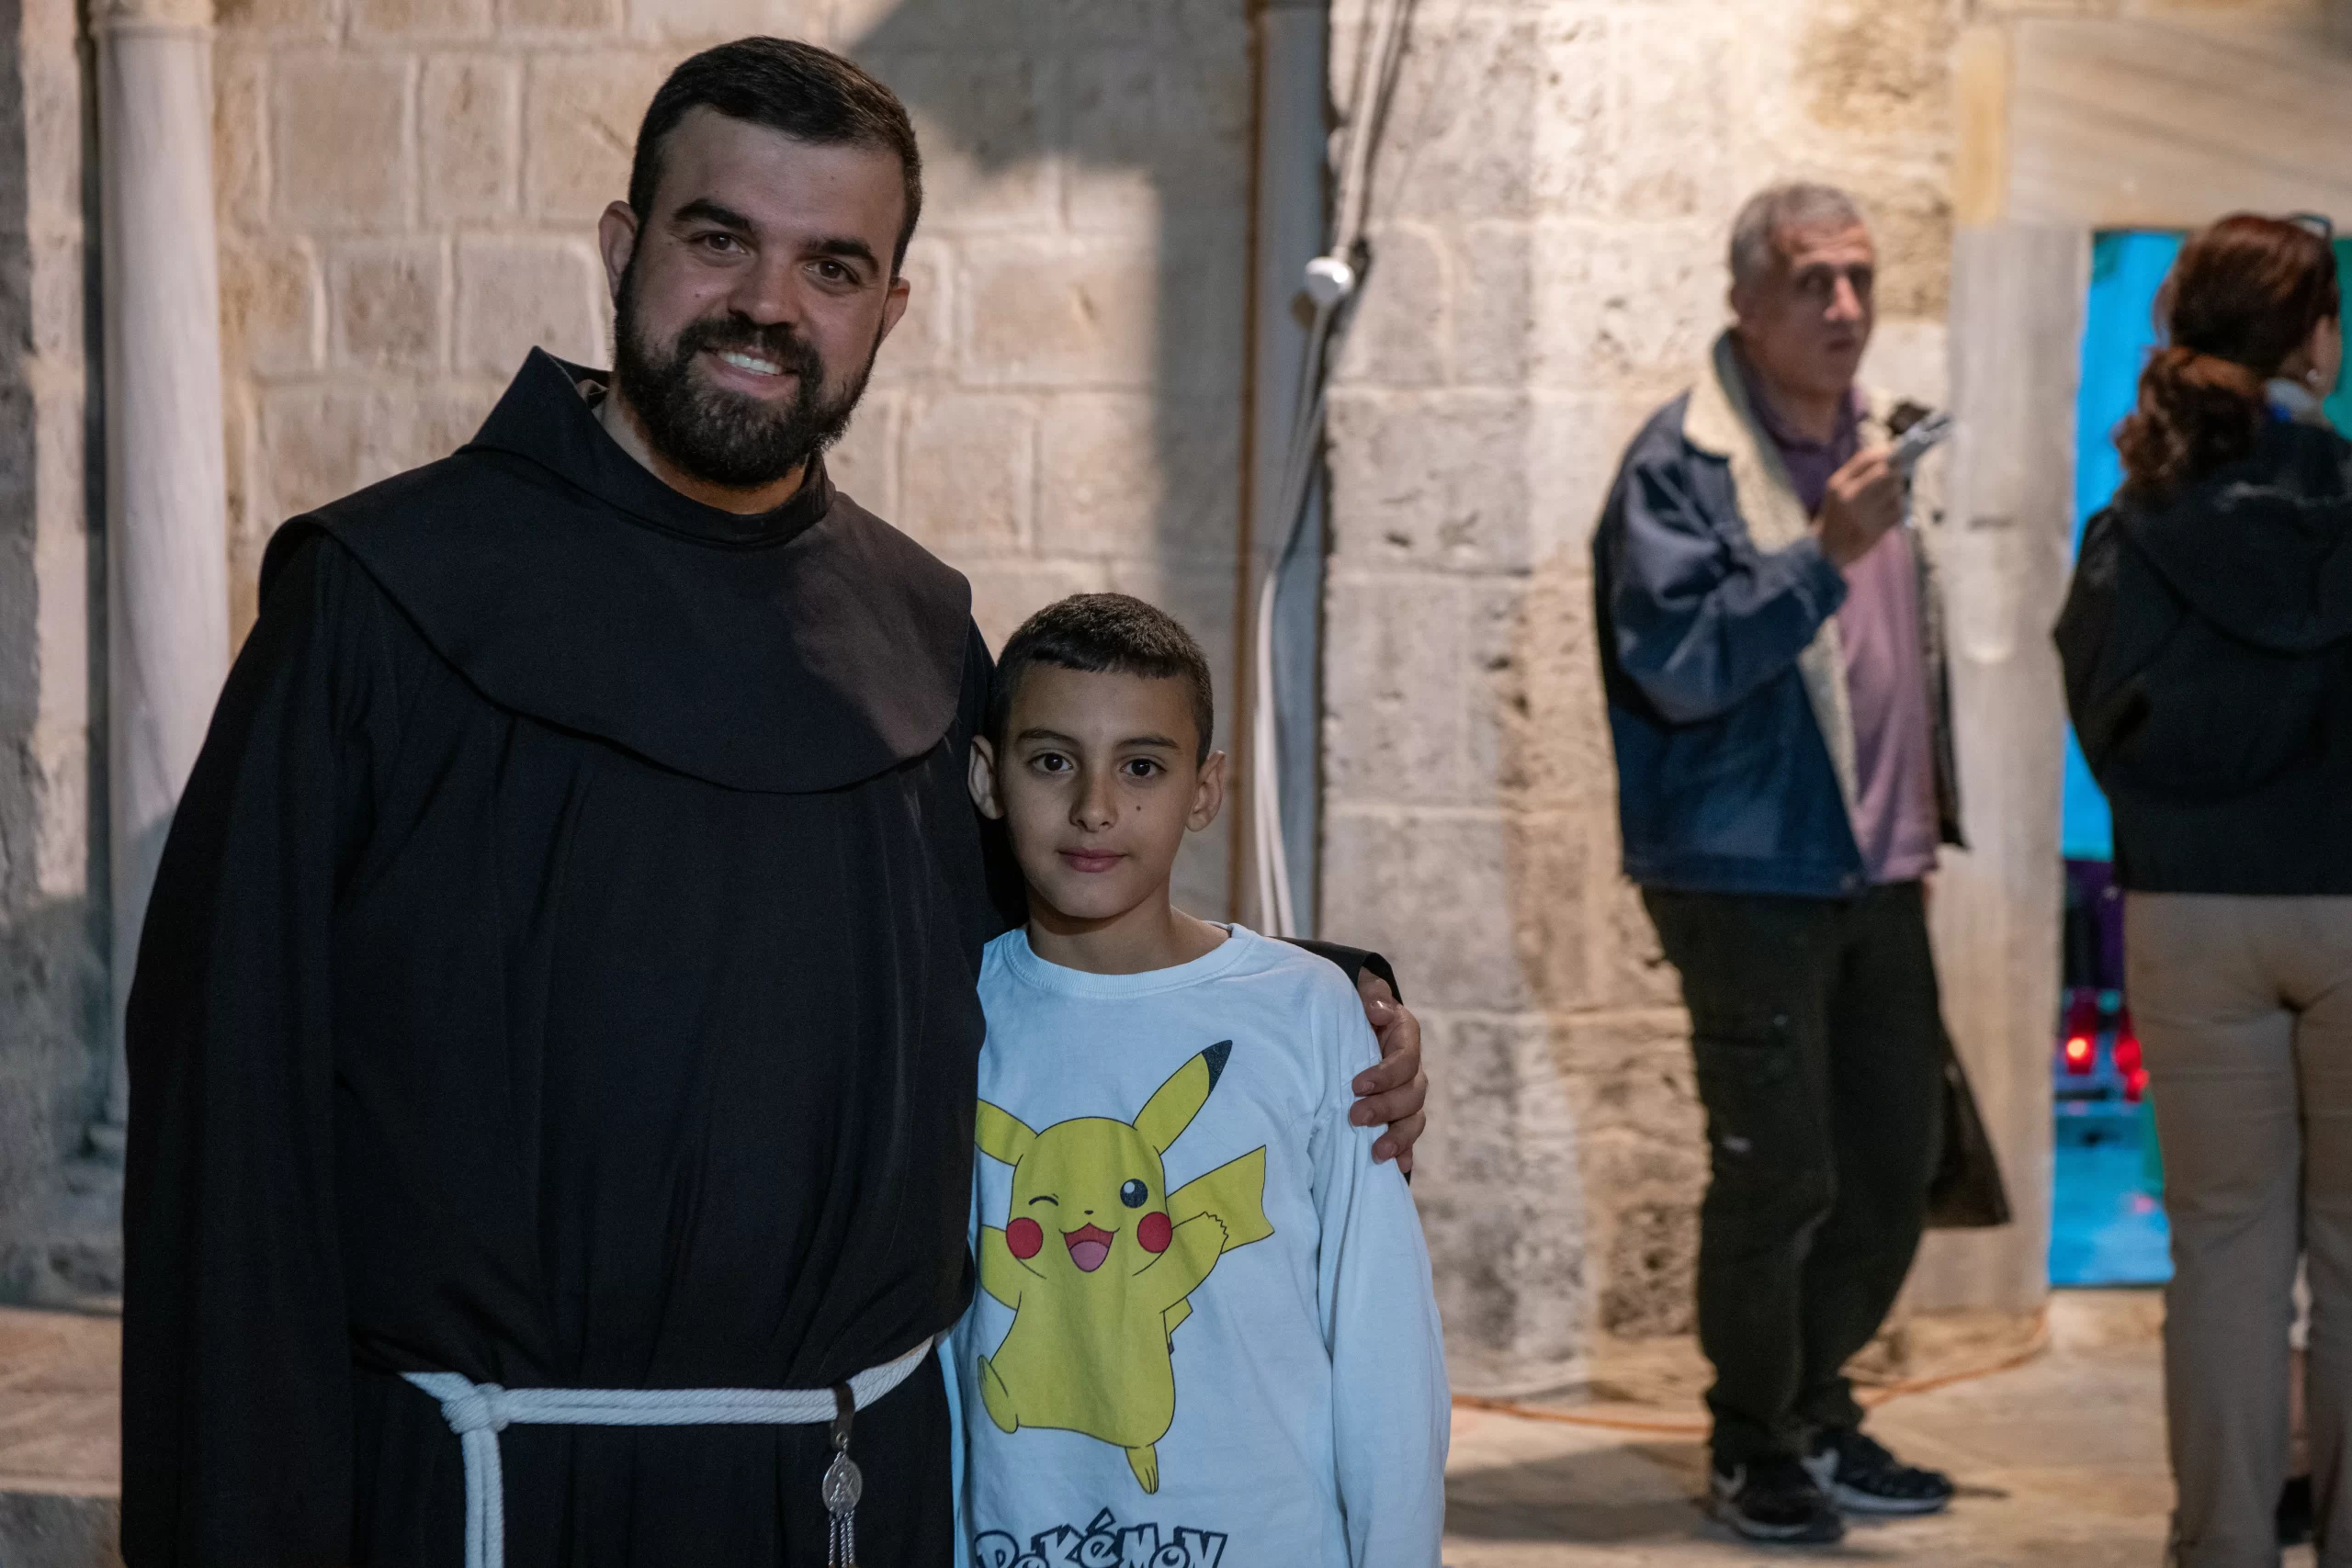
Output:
top-left (672, 314), bottom-right (829, 388)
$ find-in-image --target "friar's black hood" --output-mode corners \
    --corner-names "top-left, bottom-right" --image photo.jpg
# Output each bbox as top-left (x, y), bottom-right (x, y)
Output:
top-left (2118, 418), bottom-right (2352, 654)
top-left (260, 348), bottom-right (972, 794)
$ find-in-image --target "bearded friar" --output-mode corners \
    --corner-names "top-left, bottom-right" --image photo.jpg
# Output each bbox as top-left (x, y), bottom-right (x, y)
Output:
top-left (120, 39), bottom-right (1429, 1568)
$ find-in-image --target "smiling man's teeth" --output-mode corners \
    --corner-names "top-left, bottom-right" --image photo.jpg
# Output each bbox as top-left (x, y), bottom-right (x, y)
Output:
top-left (718, 351), bottom-right (782, 375)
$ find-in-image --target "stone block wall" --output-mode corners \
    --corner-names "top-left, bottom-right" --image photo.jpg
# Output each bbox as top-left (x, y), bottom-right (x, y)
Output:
top-left (0, 0), bottom-right (111, 1303)
top-left (1319, 0), bottom-right (1964, 1394)
top-left (2, 0), bottom-right (2340, 1401)
top-left (210, 0), bottom-right (1255, 911)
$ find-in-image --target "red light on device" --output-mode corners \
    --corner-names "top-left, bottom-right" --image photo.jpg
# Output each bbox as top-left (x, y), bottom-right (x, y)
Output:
top-left (2061, 987), bottom-right (2101, 1076)
top-left (2115, 1012), bottom-right (2146, 1101)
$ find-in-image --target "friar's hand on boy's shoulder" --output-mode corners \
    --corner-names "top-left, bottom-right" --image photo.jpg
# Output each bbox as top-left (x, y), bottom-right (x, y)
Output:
top-left (1350, 974), bottom-right (1427, 1175)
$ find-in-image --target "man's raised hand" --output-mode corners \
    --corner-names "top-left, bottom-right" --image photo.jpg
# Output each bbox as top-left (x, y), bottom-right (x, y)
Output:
top-left (1816, 444), bottom-right (1903, 568)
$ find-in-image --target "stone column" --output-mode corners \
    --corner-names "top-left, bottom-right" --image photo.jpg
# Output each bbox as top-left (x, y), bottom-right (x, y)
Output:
top-left (1903, 222), bottom-right (2080, 1316)
top-left (95, 0), bottom-right (229, 1137)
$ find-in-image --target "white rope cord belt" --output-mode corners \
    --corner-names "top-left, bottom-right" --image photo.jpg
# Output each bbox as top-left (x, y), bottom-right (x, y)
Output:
top-left (403, 1336), bottom-right (933, 1568)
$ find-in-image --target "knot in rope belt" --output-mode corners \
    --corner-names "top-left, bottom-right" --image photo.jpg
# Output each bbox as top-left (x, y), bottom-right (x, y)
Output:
top-left (403, 1336), bottom-right (934, 1568)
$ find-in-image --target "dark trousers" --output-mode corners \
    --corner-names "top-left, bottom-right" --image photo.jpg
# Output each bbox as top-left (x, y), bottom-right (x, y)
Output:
top-left (1643, 882), bottom-right (1948, 1466)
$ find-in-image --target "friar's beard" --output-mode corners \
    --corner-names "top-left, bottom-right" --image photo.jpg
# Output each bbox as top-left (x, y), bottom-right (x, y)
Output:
top-left (609, 262), bottom-right (880, 492)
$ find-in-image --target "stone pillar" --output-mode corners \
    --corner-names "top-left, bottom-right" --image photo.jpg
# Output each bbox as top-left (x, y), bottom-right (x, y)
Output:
top-left (1903, 222), bottom-right (2080, 1316)
top-left (95, 0), bottom-right (229, 1137)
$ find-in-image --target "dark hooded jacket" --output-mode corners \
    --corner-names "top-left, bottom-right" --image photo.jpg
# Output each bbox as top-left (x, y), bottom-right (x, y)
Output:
top-left (2055, 417), bottom-right (2352, 894)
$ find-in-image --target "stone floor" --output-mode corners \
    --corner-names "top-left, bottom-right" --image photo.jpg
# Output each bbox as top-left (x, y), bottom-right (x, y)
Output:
top-left (1444, 1291), bottom-right (2290, 1567)
top-left (0, 1306), bottom-right (121, 1568)
top-left (0, 1292), bottom-right (2310, 1567)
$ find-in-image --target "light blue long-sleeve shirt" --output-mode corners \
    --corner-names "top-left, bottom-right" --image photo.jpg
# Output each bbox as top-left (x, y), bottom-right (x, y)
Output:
top-left (946, 925), bottom-right (1449, 1568)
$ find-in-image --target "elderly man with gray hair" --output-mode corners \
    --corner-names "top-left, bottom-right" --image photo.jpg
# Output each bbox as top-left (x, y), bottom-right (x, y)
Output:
top-left (1589, 183), bottom-right (1964, 1544)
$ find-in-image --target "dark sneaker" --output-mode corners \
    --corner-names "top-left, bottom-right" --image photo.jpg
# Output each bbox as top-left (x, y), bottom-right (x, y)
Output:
top-left (1710, 1456), bottom-right (1847, 1543)
top-left (1802, 1427), bottom-right (1954, 1517)
top-left (2278, 1474), bottom-right (2314, 1548)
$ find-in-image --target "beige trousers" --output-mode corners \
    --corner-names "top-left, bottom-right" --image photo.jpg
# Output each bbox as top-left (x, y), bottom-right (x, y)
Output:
top-left (2130, 894), bottom-right (2352, 1568)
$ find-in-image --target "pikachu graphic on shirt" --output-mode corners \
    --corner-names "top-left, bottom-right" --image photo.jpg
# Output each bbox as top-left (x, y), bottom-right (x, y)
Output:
top-left (973, 1041), bottom-right (1272, 1495)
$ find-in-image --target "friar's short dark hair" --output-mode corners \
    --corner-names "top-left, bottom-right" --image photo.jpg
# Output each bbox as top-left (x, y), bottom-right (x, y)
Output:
top-left (989, 594), bottom-right (1216, 765)
top-left (628, 38), bottom-right (924, 274)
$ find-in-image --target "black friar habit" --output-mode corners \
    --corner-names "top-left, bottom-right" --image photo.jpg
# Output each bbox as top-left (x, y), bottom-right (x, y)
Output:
top-left (121, 349), bottom-right (1017, 1568)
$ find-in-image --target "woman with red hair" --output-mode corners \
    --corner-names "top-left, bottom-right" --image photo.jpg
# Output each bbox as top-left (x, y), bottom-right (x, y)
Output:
top-left (2057, 213), bottom-right (2350, 1568)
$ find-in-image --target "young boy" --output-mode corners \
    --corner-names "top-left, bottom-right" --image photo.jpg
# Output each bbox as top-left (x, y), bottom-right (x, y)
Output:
top-left (954, 593), bottom-right (1449, 1568)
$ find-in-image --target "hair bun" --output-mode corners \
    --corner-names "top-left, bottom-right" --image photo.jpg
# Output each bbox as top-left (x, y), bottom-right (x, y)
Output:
top-left (2117, 345), bottom-right (2266, 504)
top-left (2114, 214), bottom-right (2339, 503)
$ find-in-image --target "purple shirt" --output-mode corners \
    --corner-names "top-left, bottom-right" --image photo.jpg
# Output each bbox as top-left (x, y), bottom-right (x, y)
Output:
top-left (1742, 361), bottom-right (1940, 886)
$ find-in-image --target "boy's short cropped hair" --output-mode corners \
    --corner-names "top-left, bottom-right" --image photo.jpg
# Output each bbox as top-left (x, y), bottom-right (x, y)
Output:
top-left (988, 594), bottom-right (1216, 764)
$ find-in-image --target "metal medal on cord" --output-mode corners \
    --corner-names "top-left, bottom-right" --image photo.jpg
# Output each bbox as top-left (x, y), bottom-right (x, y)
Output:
top-left (823, 1384), bottom-right (864, 1567)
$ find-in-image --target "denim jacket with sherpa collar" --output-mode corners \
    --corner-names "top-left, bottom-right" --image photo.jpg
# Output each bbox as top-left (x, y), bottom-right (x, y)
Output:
top-left (1591, 331), bottom-right (1963, 898)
